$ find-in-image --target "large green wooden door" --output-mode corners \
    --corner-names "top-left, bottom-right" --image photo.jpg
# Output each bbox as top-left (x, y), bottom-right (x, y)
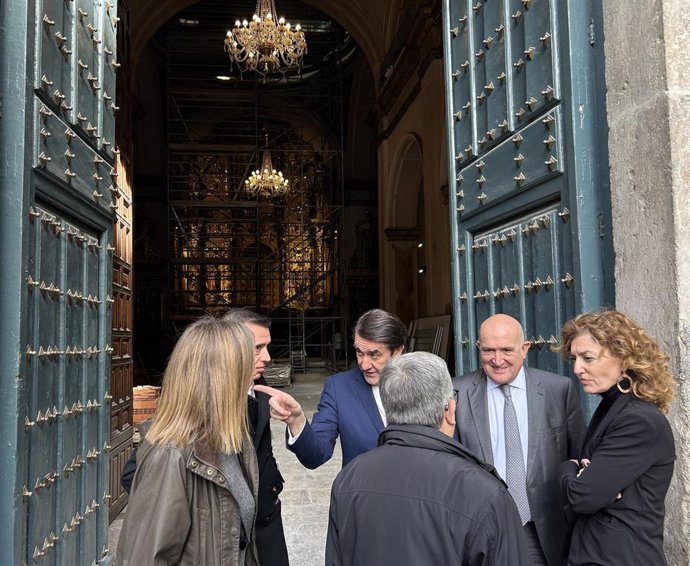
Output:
top-left (1, 0), bottom-right (118, 564)
top-left (442, 0), bottom-right (613, 414)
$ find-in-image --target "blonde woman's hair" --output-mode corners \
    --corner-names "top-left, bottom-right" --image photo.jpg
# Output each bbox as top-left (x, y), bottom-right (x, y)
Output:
top-left (558, 310), bottom-right (676, 413)
top-left (146, 316), bottom-right (255, 453)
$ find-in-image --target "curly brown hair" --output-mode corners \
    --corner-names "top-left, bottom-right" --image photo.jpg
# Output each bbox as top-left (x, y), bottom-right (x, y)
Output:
top-left (558, 310), bottom-right (676, 413)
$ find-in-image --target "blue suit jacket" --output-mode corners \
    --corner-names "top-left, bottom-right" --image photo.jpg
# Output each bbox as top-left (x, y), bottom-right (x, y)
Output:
top-left (288, 367), bottom-right (384, 469)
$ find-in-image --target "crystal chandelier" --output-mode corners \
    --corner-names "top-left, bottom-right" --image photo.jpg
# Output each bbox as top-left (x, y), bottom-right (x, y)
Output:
top-left (245, 137), bottom-right (290, 197)
top-left (224, 0), bottom-right (307, 80)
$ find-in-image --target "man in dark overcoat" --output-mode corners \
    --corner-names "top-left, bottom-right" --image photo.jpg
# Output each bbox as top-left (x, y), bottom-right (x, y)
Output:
top-left (325, 352), bottom-right (531, 566)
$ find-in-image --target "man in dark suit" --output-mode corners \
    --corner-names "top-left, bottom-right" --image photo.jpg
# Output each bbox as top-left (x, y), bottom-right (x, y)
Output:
top-left (453, 314), bottom-right (585, 566)
top-left (121, 309), bottom-right (289, 566)
top-left (255, 309), bottom-right (406, 469)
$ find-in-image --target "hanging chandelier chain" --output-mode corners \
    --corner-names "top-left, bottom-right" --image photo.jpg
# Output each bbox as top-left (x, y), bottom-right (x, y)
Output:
top-left (225, 0), bottom-right (304, 194)
top-left (256, 0), bottom-right (277, 22)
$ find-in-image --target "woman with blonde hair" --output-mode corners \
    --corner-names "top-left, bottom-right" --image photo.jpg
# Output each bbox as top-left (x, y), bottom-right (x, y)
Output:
top-left (558, 309), bottom-right (676, 566)
top-left (115, 316), bottom-right (259, 566)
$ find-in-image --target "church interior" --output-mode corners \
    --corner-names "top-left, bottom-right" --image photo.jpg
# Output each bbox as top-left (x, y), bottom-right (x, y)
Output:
top-left (109, 0), bottom-right (450, 518)
top-left (5, 0), bottom-right (690, 563)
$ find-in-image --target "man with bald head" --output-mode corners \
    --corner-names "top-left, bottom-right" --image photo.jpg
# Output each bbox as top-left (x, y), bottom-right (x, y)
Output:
top-left (453, 314), bottom-right (585, 566)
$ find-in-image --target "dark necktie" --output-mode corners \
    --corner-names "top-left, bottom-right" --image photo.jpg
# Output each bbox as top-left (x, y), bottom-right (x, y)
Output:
top-left (501, 383), bottom-right (531, 524)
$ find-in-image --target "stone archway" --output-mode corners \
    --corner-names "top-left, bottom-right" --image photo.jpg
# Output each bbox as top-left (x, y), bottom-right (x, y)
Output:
top-left (384, 135), bottom-right (424, 325)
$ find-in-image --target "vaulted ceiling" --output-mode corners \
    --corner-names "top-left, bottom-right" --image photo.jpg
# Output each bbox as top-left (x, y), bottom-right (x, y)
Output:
top-left (129, 0), bottom-right (406, 83)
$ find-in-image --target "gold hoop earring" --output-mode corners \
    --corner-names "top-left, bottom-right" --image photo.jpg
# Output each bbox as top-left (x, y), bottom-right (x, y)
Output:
top-left (617, 374), bottom-right (632, 394)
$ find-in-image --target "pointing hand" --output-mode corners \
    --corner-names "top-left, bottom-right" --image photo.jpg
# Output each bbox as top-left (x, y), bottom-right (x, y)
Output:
top-left (254, 384), bottom-right (307, 434)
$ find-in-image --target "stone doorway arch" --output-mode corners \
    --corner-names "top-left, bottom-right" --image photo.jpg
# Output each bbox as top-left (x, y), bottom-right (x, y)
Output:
top-left (384, 135), bottom-right (425, 326)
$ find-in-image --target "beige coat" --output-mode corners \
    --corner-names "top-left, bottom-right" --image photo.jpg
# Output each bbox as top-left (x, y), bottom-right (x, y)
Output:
top-left (115, 435), bottom-right (259, 566)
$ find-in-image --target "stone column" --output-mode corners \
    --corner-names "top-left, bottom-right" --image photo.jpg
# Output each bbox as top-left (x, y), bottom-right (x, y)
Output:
top-left (602, 0), bottom-right (690, 562)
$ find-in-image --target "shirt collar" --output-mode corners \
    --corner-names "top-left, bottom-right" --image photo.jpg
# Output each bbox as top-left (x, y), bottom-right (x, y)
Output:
top-left (486, 366), bottom-right (526, 391)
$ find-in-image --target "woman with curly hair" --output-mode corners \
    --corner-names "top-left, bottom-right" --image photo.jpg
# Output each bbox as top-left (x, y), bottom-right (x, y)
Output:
top-left (115, 316), bottom-right (259, 566)
top-left (558, 309), bottom-right (676, 566)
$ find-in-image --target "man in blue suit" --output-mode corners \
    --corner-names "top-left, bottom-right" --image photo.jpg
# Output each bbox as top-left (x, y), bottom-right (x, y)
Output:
top-left (255, 309), bottom-right (407, 469)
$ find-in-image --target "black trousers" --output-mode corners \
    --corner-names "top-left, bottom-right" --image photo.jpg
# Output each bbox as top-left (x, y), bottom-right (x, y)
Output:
top-left (256, 499), bottom-right (289, 566)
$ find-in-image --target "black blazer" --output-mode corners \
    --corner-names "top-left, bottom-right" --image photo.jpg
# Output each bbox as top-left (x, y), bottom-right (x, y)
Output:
top-left (560, 394), bottom-right (675, 566)
top-left (252, 375), bottom-right (285, 526)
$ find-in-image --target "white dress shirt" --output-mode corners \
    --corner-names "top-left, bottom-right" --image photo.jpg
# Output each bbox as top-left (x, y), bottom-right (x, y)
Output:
top-left (371, 385), bottom-right (387, 426)
top-left (487, 367), bottom-right (529, 481)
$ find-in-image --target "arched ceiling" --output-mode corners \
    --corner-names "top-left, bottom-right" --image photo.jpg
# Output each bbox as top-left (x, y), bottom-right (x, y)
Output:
top-left (129, 0), bottom-right (401, 84)
top-left (391, 136), bottom-right (423, 227)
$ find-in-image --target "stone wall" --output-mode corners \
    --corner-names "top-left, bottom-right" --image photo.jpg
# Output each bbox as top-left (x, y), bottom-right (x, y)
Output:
top-left (378, 60), bottom-right (452, 319)
top-left (602, 0), bottom-right (690, 561)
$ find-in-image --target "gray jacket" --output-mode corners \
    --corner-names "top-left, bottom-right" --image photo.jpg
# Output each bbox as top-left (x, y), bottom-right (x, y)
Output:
top-left (115, 435), bottom-right (259, 566)
top-left (453, 367), bottom-right (585, 566)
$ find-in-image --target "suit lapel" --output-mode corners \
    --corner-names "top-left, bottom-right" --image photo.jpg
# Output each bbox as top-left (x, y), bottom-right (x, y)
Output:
top-left (525, 368), bottom-right (545, 480)
top-left (582, 393), bottom-right (632, 455)
top-left (252, 376), bottom-right (270, 450)
top-left (254, 393), bottom-right (270, 449)
top-left (468, 372), bottom-right (494, 464)
top-left (353, 370), bottom-right (385, 431)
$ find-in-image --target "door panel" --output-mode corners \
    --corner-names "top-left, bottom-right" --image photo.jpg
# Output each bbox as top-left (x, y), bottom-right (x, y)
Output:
top-left (100, 1), bottom-right (119, 151)
top-left (75, 0), bottom-right (100, 137)
top-left (443, 0), bottom-right (612, 412)
top-left (26, 208), bottom-right (60, 566)
top-left (37, 0), bottom-right (74, 111)
top-left (25, 204), bottom-right (110, 566)
top-left (11, 0), bottom-right (120, 564)
top-left (108, 0), bottom-right (133, 522)
top-left (34, 101), bottom-right (114, 211)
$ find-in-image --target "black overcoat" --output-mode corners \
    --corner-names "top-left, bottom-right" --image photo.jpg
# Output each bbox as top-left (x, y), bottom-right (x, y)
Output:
top-left (326, 424), bottom-right (532, 566)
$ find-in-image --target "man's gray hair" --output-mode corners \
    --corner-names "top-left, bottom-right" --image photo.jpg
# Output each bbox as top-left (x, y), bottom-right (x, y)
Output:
top-left (379, 352), bottom-right (453, 429)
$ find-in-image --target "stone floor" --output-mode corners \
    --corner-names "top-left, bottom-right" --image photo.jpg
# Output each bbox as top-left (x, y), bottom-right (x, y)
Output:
top-left (109, 369), bottom-right (339, 566)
